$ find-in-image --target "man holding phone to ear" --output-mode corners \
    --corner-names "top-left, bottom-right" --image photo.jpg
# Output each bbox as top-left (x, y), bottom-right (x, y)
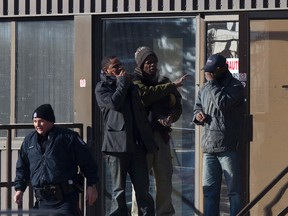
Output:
top-left (95, 56), bottom-right (157, 216)
top-left (193, 54), bottom-right (245, 216)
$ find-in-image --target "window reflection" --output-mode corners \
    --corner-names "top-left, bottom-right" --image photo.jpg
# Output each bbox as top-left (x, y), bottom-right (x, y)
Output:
top-left (103, 17), bottom-right (196, 215)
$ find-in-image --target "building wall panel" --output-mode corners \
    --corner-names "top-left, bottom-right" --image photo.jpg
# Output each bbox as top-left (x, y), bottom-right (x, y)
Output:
top-left (140, 0), bottom-right (146, 12)
top-left (127, 0), bottom-right (135, 12)
top-left (244, 0), bottom-right (252, 10)
top-left (174, 0), bottom-right (181, 11)
top-left (117, 0), bottom-right (124, 12)
top-left (0, 0), bottom-right (2, 15)
top-left (41, 0), bottom-right (47, 15)
top-left (62, 0), bottom-right (69, 14)
top-left (28, 0), bottom-right (36, 15)
top-left (0, 1), bottom-right (287, 17)
top-left (185, 0), bottom-right (192, 11)
top-left (73, 0), bottom-right (80, 14)
top-left (197, 0), bottom-right (206, 12)
top-left (152, 0), bottom-right (158, 12)
top-left (7, 0), bottom-right (13, 16)
top-left (51, 0), bottom-right (58, 14)
top-left (280, 0), bottom-right (287, 7)
top-left (221, 0), bottom-right (229, 10)
top-left (257, 0), bottom-right (264, 9)
top-left (106, 0), bottom-right (113, 13)
top-left (209, 0), bottom-right (217, 11)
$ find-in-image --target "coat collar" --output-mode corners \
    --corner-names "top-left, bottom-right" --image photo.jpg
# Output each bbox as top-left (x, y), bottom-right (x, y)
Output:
top-left (100, 70), bottom-right (116, 84)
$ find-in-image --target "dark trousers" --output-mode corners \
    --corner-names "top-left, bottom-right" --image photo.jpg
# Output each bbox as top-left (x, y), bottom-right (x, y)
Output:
top-left (34, 192), bottom-right (82, 216)
top-left (107, 146), bottom-right (155, 216)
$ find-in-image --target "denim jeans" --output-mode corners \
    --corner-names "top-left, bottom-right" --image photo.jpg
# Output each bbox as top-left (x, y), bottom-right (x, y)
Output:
top-left (203, 151), bottom-right (242, 216)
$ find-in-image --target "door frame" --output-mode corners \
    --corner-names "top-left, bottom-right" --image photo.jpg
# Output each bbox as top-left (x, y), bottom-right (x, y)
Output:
top-left (195, 14), bottom-right (250, 214)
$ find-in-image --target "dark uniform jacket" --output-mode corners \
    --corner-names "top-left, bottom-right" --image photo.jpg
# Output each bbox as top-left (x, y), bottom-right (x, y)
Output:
top-left (95, 72), bottom-right (158, 153)
top-left (14, 126), bottom-right (98, 191)
top-left (193, 71), bottom-right (245, 153)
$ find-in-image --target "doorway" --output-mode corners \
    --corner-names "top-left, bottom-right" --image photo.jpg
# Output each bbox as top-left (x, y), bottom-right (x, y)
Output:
top-left (200, 15), bottom-right (247, 215)
top-left (249, 19), bottom-right (288, 215)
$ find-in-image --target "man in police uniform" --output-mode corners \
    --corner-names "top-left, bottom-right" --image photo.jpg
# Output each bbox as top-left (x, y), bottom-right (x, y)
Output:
top-left (14, 104), bottom-right (98, 216)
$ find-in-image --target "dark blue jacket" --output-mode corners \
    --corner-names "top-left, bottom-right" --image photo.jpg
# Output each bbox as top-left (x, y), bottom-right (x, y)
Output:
top-left (14, 126), bottom-right (98, 191)
top-left (95, 72), bottom-right (158, 153)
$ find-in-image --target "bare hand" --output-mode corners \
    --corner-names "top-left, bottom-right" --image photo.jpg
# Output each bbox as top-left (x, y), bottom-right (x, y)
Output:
top-left (114, 70), bottom-right (131, 80)
top-left (158, 115), bottom-right (173, 127)
top-left (113, 69), bottom-right (125, 77)
top-left (195, 111), bottom-right (206, 123)
top-left (173, 74), bottom-right (189, 88)
top-left (14, 191), bottom-right (24, 204)
top-left (86, 185), bottom-right (98, 206)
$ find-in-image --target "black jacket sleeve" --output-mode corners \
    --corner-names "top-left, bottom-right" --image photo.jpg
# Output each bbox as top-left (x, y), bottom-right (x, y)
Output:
top-left (72, 133), bottom-right (99, 186)
top-left (14, 137), bottom-right (31, 191)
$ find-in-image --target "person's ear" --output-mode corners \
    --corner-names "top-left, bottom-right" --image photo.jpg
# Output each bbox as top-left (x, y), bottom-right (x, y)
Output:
top-left (103, 67), bottom-right (108, 74)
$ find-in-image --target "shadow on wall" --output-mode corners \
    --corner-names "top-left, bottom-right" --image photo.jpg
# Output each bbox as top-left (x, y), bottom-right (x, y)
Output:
top-left (264, 181), bottom-right (288, 216)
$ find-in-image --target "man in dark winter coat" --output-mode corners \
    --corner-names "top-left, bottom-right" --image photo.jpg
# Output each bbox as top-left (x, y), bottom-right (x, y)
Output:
top-left (193, 54), bottom-right (245, 216)
top-left (131, 47), bottom-right (188, 216)
top-left (95, 56), bottom-right (157, 216)
top-left (14, 104), bottom-right (98, 216)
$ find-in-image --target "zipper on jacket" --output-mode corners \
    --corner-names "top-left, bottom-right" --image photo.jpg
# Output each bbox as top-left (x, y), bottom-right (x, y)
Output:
top-left (204, 99), bottom-right (213, 148)
top-left (207, 99), bottom-right (213, 116)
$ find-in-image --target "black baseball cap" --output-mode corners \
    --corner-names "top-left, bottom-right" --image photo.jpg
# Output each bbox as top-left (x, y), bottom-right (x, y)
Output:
top-left (202, 54), bottom-right (227, 73)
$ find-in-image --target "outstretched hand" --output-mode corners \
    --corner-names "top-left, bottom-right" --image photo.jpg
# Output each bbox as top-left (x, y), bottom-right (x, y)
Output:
top-left (173, 74), bottom-right (189, 88)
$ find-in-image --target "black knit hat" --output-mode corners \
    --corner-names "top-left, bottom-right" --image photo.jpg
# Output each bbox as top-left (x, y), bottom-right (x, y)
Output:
top-left (135, 46), bottom-right (158, 68)
top-left (32, 104), bottom-right (55, 122)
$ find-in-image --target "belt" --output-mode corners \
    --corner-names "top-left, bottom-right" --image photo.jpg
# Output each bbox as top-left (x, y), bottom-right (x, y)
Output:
top-left (35, 182), bottom-right (77, 201)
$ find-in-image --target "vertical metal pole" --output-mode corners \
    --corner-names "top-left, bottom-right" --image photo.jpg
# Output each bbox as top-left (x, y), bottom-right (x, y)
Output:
top-left (6, 129), bottom-right (12, 209)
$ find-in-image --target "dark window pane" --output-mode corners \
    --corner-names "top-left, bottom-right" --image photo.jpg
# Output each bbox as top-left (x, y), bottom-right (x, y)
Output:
top-left (16, 20), bottom-right (74, 135)
top-left (0, 22), bottom-right (11, 137)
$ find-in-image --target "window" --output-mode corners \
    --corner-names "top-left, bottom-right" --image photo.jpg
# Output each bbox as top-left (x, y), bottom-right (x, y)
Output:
top-left (102, 17), bottom-right (196, 215)
top-left (0, 20), bottom-right (74, 137)
top-left (0, 22), bottom-right (11, 137)
top-left (16, 20), bottom-right (74, 128)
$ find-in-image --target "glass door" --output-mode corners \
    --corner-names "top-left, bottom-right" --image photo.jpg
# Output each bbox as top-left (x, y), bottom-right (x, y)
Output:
top-left (101, 17), bottom-right (196, 216)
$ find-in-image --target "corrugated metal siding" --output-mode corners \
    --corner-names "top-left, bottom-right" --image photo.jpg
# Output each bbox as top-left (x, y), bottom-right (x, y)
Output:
top-left (0, 0), bottom-right (287, 17)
